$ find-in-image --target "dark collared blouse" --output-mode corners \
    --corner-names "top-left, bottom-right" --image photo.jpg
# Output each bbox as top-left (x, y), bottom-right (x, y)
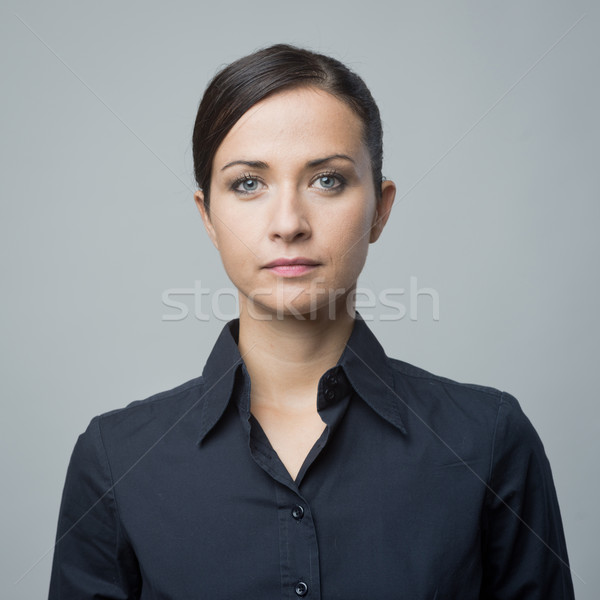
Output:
top-left (49, 315), bottom-right (575, 599)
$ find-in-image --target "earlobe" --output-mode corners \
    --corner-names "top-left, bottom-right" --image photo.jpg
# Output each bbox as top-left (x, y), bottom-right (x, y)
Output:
top-left (369, 180), bottom-right (396, 243)
top-left (193, 190), bottom-right (219, 250)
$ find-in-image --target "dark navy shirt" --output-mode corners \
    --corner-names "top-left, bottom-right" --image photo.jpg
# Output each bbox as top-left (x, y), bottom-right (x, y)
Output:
top-left (48, 314), bottom-right (575, 599)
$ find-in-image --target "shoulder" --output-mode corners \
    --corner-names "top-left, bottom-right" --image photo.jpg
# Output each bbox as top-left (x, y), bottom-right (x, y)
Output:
top-left (383, 357), bottom-right (552, 487)
top-left (389, 357), bottom-right (502, 395)
top-left (385, 356), bottom-right (536, 448)
top-left (80, 375), bottom-right (208, 457)
top-left (100, 374), bottom-right (204, 420)
top-left (388, 356), bottom-right (505, 412)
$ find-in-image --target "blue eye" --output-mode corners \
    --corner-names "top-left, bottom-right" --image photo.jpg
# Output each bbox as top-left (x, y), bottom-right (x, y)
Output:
top-left (240, 179), bottom-right (258, 191)
top-left (232, 176), bottom-right (263, 194)
top-left (313, 172), bottom-right (345, 192)
top-left (319, 175), bottom-right (337, 188)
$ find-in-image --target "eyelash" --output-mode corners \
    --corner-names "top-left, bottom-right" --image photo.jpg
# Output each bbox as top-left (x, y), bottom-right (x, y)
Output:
top-left (230, 173), bottom-right (265, 195)
top-left (229, 170), bottom-right (347, 195)
top-left (313, 170), bottom-right (347, 192)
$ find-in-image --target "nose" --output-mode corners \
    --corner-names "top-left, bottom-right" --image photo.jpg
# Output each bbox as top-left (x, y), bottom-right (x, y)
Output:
top-left (268, 185), bottom-right (311, 243)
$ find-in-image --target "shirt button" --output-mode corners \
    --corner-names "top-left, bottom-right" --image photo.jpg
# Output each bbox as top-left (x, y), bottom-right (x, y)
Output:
top-left (325, 387), bottom-right (336, 401)
top-left (295, 581), bottom-right (308, 596)
top-left (291, 505), bottom-right (304, 520)
top-left (325, 374), bottom-right (338, 386)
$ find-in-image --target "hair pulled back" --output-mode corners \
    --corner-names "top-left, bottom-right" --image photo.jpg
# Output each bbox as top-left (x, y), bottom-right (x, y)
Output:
top-left (192, 44), bottom-right (384, 211)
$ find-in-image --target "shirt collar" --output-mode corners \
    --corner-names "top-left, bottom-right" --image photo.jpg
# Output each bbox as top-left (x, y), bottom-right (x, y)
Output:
top-left (196, 312), bottom-right (407, 445)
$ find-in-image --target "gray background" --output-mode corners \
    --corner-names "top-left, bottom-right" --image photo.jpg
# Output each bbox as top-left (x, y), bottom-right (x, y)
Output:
top-left (2, 0), bottom-right (598, 597)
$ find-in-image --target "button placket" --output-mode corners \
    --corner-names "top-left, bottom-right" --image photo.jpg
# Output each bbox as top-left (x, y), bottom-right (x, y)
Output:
top-left (275, 485), bottom-right (321, 599)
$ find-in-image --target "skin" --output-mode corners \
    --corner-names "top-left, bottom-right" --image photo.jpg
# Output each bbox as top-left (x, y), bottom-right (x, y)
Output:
top-left (194, 86), bottom-right (395, 479)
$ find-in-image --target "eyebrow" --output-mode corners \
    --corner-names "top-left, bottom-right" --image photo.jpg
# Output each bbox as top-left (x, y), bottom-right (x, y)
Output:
top-left (307, 154), bottom-right (356, 167)
top-left (221, 160), bottom-right (269, 172)
top-left (220, 154), bottom-right (355, 172)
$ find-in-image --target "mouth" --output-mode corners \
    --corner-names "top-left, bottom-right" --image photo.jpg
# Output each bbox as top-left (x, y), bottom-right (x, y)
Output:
top-left (262, 257), bottom-right (321, 277)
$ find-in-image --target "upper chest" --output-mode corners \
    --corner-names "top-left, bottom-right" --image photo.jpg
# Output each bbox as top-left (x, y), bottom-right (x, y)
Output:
top-left (250, 403), bottom-right (327, 480)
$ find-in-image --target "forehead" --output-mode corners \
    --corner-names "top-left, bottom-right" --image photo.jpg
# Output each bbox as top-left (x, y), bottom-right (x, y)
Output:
top-left (213, 87), bottom-right (368, 168)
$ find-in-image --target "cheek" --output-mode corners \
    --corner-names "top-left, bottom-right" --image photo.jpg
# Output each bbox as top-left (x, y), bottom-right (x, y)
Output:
top-left (212, 222), bottom-right (254, 278)
top-left (325, 206), bottom-right (373, 264)
top-left (213, 206), bottom-right (259, 250)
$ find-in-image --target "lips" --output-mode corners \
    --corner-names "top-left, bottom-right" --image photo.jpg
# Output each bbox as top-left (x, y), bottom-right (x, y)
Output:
top-left (262, 257), bottom-right (320, 268)
top-left (262, 257), bottom-right (321, 278)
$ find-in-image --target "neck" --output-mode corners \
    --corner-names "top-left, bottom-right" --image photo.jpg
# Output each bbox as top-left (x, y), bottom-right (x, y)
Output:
top-left (237, 301), bottom-right (355, 411)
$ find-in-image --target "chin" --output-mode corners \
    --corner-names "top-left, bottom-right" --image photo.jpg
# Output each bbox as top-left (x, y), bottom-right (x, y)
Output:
top-left (242, 286), bottom-right (355, 322)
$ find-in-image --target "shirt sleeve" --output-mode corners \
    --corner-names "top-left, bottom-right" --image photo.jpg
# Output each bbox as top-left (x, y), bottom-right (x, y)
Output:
top-left (480, 392), bottom-right (575, 599)
top-left (48, 416), bottom-right (141, 600)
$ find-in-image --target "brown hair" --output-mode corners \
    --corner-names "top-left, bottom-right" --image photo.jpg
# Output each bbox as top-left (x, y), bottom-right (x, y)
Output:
top-left (192, 44), bottom-right (384, 212)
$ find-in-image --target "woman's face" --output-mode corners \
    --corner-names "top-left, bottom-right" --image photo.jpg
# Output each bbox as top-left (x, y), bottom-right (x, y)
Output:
top-left (194, 86), bottom-right (395, 320)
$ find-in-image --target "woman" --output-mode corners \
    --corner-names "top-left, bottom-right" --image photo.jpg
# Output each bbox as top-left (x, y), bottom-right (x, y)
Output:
top-left (49, 44), bottom-right (575, 599)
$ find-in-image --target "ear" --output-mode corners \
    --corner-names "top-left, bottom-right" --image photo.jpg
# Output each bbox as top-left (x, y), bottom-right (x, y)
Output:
top-left (193, 190), bottom-right (219, 250)
top-left (369, 179), bottom-right (396, 243)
